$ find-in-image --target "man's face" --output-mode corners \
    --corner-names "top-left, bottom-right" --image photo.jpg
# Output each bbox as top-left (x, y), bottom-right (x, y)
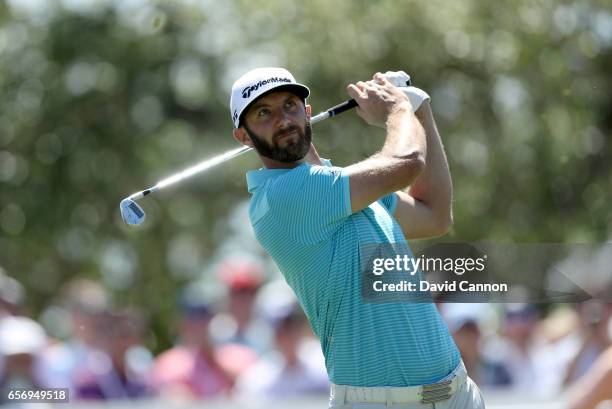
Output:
top-left (241, 91), bottom-right (311, 163)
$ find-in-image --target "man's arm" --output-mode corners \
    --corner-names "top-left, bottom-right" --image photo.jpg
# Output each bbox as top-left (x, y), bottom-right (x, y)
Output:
top-left (344, 73), bottom-right (427, 213)
top-left (567, 347), bottom-right (612, 409)
top-left (393, 100), bottom-right (453, 239)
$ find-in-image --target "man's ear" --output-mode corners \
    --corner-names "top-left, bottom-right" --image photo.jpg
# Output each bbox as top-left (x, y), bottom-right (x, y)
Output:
top-left (233, 128), bottom-right (253, 148)
top-left (306, 104), bottom-right (312, 119)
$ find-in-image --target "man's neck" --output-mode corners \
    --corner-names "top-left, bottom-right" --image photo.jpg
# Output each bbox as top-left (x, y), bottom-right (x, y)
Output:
top-left (260, 144), bottom-right (323, 169)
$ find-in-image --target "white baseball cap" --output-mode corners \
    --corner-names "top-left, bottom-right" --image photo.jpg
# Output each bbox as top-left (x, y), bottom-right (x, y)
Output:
top-left (0, 316), bottom-right (47, 355)
top-left (230, 67), bottom-right (310, 128)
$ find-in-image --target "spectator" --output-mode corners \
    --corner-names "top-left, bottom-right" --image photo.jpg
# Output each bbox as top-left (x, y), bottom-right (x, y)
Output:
top-left (533, 306), bottom-right (583, 392)
top-left (0, 316), bottom-right (48, 401)
top-left (563, 301), bottom-right (611, 385)
top-left (150, 293), bottom-right (232, 399)
top-left (213, 260), bottom-right (269, 349)
top-left (212, 260), bottom-right (269, 377)
top-left (440, 303), bottom-right (512, 388)
top-left (36, 279), bottom-right (110, 394)
top-left (496, 303), bottom-right (542, 390)
top-left (73, 309), bottom-right (152, 400)
top-left (567, 345), bottom-right (612, 409)
top-left (235, 304), bottom-right (329, 397)
top-left (494, 303), bottom-right (575, 394)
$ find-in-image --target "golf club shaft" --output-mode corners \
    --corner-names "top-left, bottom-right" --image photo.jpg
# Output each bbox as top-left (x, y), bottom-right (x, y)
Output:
top-left (126, 99), bottom-right (360, 201)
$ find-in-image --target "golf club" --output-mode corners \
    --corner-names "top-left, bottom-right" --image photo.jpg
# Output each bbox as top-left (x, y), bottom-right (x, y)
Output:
top-left (120, 71), bottom-right (414, 226)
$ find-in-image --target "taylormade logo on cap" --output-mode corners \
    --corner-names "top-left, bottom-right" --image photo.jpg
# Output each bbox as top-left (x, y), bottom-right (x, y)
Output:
top-left (230, 67), bottom-right (310, 128)
top-left (241, 77), bottom-right (292, 99)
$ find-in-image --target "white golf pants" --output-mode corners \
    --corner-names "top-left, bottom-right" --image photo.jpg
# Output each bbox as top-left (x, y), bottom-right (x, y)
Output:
top-left (329, 361), bottom-right (485, 409)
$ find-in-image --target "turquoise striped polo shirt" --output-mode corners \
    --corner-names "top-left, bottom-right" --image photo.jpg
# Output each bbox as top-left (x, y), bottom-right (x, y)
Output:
top-left (246, 159), bottom-right (460, 387)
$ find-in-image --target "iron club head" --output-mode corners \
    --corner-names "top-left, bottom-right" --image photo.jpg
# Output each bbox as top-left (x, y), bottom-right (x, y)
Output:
top-left (120, 198), bottom-right (146, 225)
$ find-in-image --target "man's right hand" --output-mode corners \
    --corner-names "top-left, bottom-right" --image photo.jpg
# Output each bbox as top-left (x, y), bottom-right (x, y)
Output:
top-left (346, 72), bottom-right (414, 128)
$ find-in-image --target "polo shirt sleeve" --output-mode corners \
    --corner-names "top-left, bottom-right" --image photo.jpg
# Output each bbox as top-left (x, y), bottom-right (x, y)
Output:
top-left (378, 192), bottom-right (399, 214)
top-left (266, 164), bottom-right (352, 244)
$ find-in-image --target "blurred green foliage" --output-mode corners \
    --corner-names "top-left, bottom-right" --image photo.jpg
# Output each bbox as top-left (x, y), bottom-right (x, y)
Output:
top-left (0, 0), bottom-right (610, 349)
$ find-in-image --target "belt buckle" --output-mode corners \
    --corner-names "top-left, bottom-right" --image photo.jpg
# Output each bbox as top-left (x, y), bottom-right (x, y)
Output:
top-left (420, 379), bottom-right (452, 404)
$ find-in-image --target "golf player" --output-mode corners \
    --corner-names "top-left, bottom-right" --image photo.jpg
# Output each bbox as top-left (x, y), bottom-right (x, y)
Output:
top-left (230, 67), bottom-right (485, 408)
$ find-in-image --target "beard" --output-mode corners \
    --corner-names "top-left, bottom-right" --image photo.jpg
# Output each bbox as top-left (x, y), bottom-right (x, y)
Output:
top-left (244, 122), bottom-right (312, 163)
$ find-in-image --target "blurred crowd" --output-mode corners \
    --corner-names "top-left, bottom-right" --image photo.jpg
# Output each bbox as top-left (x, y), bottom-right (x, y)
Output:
top-left (0, 262), bottom-right (610, 406)
top-left (0, 261), bottom-right (329, 403)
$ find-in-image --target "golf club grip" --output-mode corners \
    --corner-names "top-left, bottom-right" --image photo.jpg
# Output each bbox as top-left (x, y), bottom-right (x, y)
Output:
top-left (327, 99), bottom-right (358, 117)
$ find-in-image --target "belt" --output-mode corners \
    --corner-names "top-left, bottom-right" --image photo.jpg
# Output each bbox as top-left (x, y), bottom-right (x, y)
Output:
top-left (330, 362), bottom-right (467, 405)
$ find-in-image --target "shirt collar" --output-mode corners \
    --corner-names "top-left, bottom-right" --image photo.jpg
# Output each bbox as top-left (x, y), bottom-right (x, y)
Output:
top-left (246, 158), bottom-right (333, 193)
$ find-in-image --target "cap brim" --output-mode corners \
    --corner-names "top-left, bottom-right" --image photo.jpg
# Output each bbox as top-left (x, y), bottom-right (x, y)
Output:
top-left (238, 83), bottom-right (310, 128)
